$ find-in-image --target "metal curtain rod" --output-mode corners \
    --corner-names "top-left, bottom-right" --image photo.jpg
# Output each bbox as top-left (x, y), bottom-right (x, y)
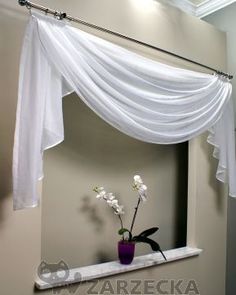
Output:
top-left (18, 0), bottom-right (233, 80)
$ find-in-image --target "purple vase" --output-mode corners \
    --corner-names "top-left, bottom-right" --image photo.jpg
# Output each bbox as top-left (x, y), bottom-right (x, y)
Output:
top-left (118, 241), bottom-right (135, 265)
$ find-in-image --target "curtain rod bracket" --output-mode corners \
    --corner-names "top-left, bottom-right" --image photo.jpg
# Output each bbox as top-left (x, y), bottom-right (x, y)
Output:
top-left (53, 11), bottom-right (67, 20)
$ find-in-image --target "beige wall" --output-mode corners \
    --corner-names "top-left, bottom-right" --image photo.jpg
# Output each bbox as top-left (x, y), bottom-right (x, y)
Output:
top-left (42, 96), bottom-right (189, 267)
top-left (0, 3), bottom-right (41, 295)
top-left (0, 0), bottom-right (228, 294)
top-left (204, 5), bottom-right (236, 295)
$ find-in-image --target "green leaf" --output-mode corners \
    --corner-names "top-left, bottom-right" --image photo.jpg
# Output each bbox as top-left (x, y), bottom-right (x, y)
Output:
top-left (132, 236), bottom-right (166, 261)
top-left (118, 228), bottom-right (130, 235)
top-left (138, 227), bottom-right (159, 237)
top-left (118, 228), bottom-right (132, 241)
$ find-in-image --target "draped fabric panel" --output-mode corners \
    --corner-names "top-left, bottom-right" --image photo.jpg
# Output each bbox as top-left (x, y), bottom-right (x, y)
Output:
top-left (13, 12), bottom-right (236, 210)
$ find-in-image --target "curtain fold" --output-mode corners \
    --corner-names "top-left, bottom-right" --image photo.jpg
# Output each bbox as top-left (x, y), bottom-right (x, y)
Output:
top-left (13, 11), bottom-right (236, 210)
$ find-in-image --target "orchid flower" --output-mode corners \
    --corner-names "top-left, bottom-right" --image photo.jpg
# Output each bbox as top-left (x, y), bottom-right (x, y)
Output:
top-left (93, 187), bottom-right (125, 215)
top-left (133, 175), bottom-right (147, 202)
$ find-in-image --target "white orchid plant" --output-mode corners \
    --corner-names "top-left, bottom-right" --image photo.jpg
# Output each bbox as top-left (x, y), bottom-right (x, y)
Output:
top-left (93, 175), bottom-right (166, 260)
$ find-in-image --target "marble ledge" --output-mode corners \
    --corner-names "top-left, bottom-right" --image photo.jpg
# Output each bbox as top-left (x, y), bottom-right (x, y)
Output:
top-left (35, 246), bottom-right (202, 290)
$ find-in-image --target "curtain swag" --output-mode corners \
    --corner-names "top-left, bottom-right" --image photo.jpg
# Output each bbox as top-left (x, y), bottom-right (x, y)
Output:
top-left (13, 12), bottom-right (236, 210)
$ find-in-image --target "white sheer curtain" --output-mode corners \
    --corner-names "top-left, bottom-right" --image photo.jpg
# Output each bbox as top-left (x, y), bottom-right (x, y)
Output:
top-left (13, 11), bottom-right (236, 210)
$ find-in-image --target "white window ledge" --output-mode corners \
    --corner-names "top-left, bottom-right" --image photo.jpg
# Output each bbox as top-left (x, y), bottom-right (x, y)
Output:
top-left (35, 246), bottom-right (202, 290)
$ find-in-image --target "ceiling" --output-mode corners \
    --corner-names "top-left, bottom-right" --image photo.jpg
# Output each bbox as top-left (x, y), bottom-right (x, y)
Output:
top-left (188, 0), bottom-right (208, 4)
top-left (160, 0), bottom-right (236, 18)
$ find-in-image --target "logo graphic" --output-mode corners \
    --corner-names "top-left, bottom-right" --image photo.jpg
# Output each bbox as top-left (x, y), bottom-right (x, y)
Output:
top-left (38, 260), bottom-right (70, 284)
top-left (37, 260), bottom-right (82, 294)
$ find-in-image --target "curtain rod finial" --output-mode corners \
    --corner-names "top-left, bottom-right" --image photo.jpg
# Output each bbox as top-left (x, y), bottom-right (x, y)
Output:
top-left (18, 0), bottom-right (27, 6)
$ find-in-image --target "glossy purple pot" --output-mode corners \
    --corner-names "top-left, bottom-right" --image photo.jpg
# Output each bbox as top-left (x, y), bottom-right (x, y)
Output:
top-left (118, 241), bottom-right (135, 265)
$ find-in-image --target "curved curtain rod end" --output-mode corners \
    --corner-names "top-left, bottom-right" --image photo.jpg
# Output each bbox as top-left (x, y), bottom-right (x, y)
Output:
top-left (215, 70), bottom-right (234, 80)
top-left (18, 0), bottom-right (27, 6)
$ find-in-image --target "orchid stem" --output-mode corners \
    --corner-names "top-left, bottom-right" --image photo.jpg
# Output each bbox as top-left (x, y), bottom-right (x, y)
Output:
top-left (129, 197), bottom-right (141, 236)
top-left (118, 214), bottom-right (124, 240)
top-left (118, 215), bottom-right (124, 229)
